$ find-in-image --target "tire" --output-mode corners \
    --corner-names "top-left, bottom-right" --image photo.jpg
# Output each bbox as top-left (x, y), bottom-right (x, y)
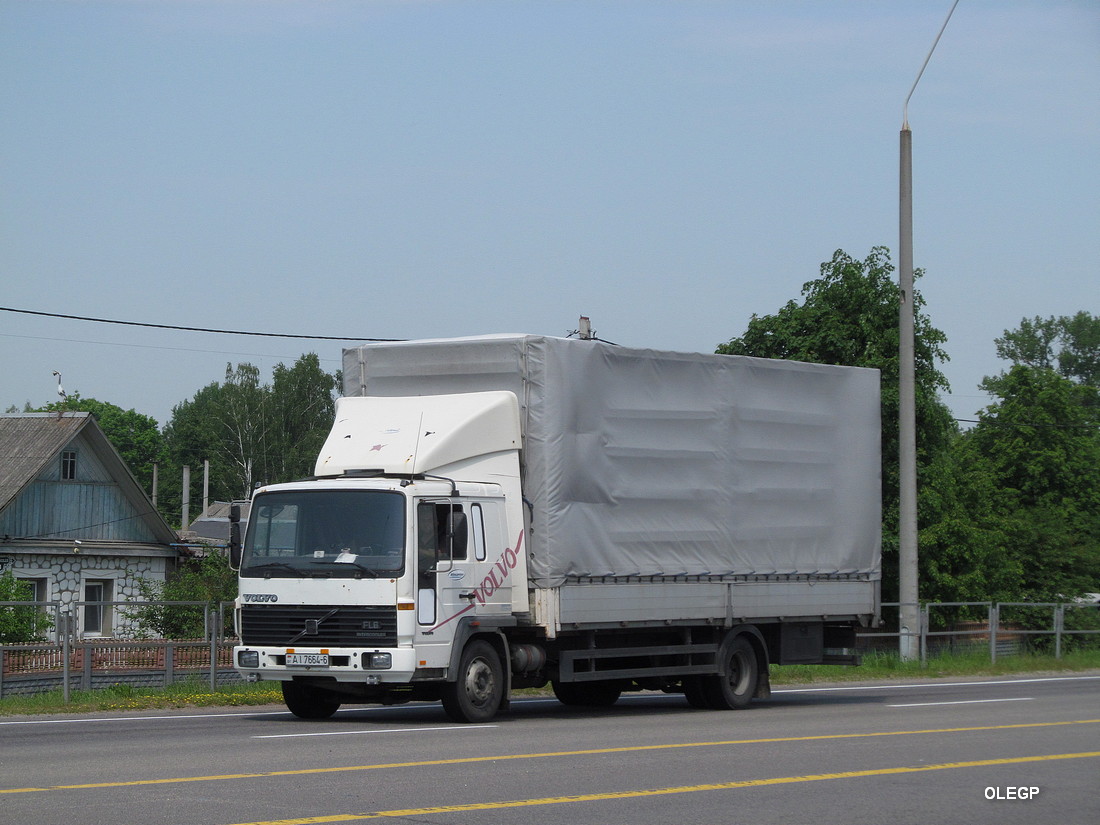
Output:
top-left (682, 675), bottom-right (711, 709)
top-left (281, 680), bottom-right (341, 719)
top-left (702, 636), bottom-right (759, 710)
top-left (442, 640), bottom-right (505, 723)
top-left (551, 680), bottom-right (622, 707)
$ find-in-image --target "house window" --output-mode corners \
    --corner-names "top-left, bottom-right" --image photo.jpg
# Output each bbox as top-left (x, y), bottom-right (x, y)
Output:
top-left (83, 579), bottom-right (112, 636)
top-left (18, 577), bottom-right (48, 603)
top-left (61, 450), bottom-right (77, 481)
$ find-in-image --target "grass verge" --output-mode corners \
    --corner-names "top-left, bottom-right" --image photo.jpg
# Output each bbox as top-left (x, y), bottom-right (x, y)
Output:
top-left (0, 678), bottom-right (283, 716)
top-left (1, 649), bottom-right (1096, 716)
top-left (770, 647), bottom-right (1100, 684)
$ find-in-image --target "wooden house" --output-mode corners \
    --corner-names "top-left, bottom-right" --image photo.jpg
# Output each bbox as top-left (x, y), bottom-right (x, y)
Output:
top-left (0, 412), bottom-right (179, 638)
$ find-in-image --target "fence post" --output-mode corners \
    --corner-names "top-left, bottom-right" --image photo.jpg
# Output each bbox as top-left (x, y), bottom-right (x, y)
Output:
top-left (0, 645), bottom-right (5, 700)
top-left (920, 604), bottom-right (928, 665)
top-left (82, 634), bottom-right (93, 691)
top-left (989, 604), bottom-right (999, 664)
top-left (1055, 604), bottom-right (1065, 660)
top-left (61, 612), bottom-right (71, 703)
top-left (165, 641), bottom-right (175, 686)
top-left (208, 605), bottom-right (217, 691)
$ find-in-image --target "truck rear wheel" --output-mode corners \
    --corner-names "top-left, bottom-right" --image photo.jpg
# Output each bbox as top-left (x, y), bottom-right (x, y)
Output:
top-left (551, 680), bottom-right (622, 707)
top-left (702, 636), bottom-right (759, 710)
top-left (282, 680), bottom-right (341, 719)
top-left (442, 640), bottom-right (504, 723)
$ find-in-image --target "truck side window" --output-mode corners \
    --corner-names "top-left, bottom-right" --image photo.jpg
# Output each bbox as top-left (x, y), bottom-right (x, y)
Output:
top-left (448, 507), bottom-right (468, 560)
top-left (471, 504), bottom-right (486, 561)
top-left (419, 502), bottom-right (469, 565)
top-left (417, 502), bottom-right (439, 579)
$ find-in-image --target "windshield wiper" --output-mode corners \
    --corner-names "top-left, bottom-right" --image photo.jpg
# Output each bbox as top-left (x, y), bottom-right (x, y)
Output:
top-left (244, 561), bottom-right (304, 578)
top-left (308, 559), bottom-right (386, 577)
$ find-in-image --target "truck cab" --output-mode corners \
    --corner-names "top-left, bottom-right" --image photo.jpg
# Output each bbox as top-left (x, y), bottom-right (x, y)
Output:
top-left (232, 391), bottom-right (526, 721)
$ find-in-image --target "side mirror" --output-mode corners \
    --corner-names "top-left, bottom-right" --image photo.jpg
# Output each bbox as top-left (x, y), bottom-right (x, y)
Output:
top-left (228, 505), bottom-right (242, 569)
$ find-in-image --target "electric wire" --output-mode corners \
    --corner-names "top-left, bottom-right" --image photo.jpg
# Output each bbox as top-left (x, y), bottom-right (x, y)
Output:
top-left (0, 306), bottom-right (402, 342)
top-left (954, 418), bottom-right (1098, 429)
top-left (0, 331), bottom-right (341, 364)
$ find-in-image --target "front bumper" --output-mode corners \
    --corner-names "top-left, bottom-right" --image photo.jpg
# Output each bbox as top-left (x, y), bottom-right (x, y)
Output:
top-left (233, 645), bottom-right (419, 684)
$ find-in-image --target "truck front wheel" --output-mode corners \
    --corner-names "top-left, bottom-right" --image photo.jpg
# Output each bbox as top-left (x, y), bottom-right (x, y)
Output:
top-left (282, 680), bottom-right (341, 719)
top-left (442, 640), bottom-right (504, 723)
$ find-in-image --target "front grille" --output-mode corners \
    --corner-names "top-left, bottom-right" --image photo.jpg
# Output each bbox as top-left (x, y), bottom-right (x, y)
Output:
top-left (241, 604), bottom-right (397, 647)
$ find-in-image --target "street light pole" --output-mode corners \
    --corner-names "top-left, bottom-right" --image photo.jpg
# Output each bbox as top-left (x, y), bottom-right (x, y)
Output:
top-left (898, 0), bottom-right (959, 661)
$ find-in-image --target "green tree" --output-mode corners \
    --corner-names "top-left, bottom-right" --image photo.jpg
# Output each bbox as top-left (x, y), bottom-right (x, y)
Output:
top-left (916, 437), bottom-right (1023, 607)
top-left (126, 550), bottom-right (238, 639)
top-left (215, 362), bottom-right (274, 498)
top-left (269, 353), bottom-right (339, 482)
top-left (919, 315), bottom-right (1100, 607)
top-left (964, 365), bottom-right (1100, 601)
top-left (160, 354), bottom-right (339, 526)
top-left (159, 383), bottom-right (229, 526)
top-left (716, 247), bottom-right (956, 601)
top-left (983, 311), bottom-right (1100, 393)
top-left (0, 571), bottom-right (53, 643)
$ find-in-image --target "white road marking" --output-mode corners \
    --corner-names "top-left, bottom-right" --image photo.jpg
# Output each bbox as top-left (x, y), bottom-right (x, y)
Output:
top-left (772, 675), bottom-right (1100, 694)
top-left (0, 709), bottom-right (295, 726)
top-left (888, 697), bottom-right (1035, 708)
top-left (251, 724), bottom-right (496, 739)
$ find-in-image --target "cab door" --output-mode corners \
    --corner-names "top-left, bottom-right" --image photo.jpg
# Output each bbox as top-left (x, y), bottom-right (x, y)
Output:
top-left (439, 501), bottom-right (512, 621)
top-left (415, 500), bottom-right (511, 639)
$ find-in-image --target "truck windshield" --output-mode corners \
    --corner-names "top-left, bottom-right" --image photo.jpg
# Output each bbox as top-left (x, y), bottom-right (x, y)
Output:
top-left (241, 490), bottom-right (405, 579)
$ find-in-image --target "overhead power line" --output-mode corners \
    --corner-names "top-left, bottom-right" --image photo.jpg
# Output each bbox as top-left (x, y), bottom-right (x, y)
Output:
top-left (0, 306), bottom-right (403, 342)
top-left (955, 418), bottom-right (1098, 430)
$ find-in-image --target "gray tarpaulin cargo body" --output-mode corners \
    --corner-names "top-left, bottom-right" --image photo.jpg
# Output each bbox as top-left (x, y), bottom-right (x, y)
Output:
top-left (233, 334), bottom-right (881, 720)
top-left (343, 334), bottom-right (881, 628)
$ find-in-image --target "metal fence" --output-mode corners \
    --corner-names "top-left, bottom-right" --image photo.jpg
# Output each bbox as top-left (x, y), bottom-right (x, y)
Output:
top-left (2, 598), bottom-right (1099, 700)
top-left (856, 601), bottom-right (1100, 663)
top-left (0, 600), bottom-right (237, 700)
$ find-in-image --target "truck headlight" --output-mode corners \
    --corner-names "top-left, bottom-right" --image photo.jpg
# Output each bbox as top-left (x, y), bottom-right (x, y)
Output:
top-left (363, 652), bottom-right (392, 669)
top-left (237, 650), bottom-right (260, 668)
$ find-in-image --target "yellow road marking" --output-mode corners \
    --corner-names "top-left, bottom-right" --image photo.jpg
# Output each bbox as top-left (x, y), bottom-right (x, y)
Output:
top-left (224, 751), bottom-right (1100, 825)
top-left (2, 718), bottom-right (1097, 795)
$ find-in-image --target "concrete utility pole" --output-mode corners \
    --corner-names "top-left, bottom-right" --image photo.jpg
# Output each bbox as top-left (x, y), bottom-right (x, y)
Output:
top-left (898, 0), bottom-right (960, 660)
top-left (182, 465), bottom-right (191, 532)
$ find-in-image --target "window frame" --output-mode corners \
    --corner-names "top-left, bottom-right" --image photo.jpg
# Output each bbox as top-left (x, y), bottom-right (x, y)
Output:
top-left (82, 579), bottom-right (112, 637)
top-left (60, 449), bottom-right (77, 481)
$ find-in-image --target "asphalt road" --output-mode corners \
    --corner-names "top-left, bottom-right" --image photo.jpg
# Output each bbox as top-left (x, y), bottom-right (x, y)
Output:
top-left (1, 674), bottom-right (1097, 825)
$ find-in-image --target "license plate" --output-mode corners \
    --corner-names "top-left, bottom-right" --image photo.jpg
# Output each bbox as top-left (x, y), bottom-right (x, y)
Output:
top-left (286, 653), bottom-right (329, 667)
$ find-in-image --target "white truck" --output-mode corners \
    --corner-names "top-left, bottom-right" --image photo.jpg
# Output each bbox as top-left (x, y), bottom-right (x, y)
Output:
top-left (231, 335), bottom-right (881, 722)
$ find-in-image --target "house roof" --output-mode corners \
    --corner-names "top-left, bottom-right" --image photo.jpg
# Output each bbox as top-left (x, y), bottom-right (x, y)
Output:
top-left (0, 413), bottom-right (88, 513)
top-left (0, 412), bottom-right (178, 545)
top-left (189, 500), bottom-right (251, 541)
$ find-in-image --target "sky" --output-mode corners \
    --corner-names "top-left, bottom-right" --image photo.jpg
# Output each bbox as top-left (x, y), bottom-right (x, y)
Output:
top-left (1, 0), bottom-right (1097, 428)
